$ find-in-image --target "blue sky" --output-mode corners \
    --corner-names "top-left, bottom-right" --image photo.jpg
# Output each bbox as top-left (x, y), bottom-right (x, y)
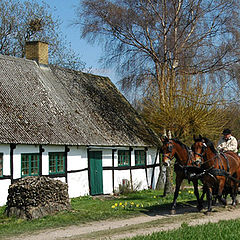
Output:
top-left (31, 0), bottom-right (119, 84)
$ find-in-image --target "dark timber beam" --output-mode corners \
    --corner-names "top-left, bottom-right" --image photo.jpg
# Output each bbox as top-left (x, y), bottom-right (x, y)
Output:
top-left (10, 143), bottom-right (16, 184)
top-left (65, 146), bottom-right (70, 183)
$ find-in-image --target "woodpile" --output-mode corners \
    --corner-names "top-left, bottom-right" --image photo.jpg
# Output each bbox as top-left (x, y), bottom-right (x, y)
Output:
top-left (5, 176), bottom-right (71, 219)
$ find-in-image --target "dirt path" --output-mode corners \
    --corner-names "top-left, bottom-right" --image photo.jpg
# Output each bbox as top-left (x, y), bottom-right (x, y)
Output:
top-left (6, 203), bottom-right (240, 240)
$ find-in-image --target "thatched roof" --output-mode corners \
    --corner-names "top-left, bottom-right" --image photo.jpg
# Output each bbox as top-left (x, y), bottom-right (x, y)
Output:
top-left (0, 55), bottom-right (160, 147)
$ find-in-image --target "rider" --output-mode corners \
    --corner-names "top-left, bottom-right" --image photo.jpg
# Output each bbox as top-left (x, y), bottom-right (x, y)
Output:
top-left (217, 128), bottom-right (238, 153)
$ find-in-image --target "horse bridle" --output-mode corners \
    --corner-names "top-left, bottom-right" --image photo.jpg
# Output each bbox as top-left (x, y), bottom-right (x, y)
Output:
top-left (163, 141), bottom-right (194, 165)
top-left (192, 141), bottom-right (219, 166)
top-left (162, 141), bottom-right (175, 161)
top-left (163, 140), bottom-right (199, 165)
top-left (191, 141), bottom-right (207, 158)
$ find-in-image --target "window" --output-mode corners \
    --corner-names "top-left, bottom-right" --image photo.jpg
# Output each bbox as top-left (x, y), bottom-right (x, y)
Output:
top-left (135, 150), bottom-right (146, 166)
top-left (21, 153), bottom-right (39, 177)
top-left (49, 152), bottom-right (65, 174)
top-left (118, 150), bottom-right (130, 166)
top-left (0, 153), bottom-right (3, 177)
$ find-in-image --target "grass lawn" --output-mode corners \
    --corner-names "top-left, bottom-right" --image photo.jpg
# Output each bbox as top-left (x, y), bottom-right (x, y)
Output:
top-left (0, 188), bottom-right (197, 239)
top-left (128, 218), bottom-right (240, 240)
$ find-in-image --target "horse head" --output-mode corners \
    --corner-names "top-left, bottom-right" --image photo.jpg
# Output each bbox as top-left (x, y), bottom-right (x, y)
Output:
top-left (160, 136), bottom-right (176, 167)
top-left (191, 135), bottom-right (210, 164)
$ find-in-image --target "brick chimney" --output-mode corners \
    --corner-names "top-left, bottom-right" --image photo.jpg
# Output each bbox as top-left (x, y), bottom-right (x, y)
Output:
top-left (25, 41), bottom-right (48, 65)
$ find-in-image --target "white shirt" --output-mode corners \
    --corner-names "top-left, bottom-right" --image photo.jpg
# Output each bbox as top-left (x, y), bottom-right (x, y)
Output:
top-left (217, 135), bottom-right (238, 153)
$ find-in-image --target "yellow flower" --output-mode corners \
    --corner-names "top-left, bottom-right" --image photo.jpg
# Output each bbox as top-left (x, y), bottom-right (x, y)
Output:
top-left (122, 205), bottom-right (124, 208)
top-left (179, 191), bottom-right (181, 194)
top-left (131, 202), bottom-right (134, 205)
top-left (119, 202), bottom-right (122, 206)
top-left (188, 190), bottom-right (191, 194)
top-left (112, 205), bottom-right (115, 209)
top-left (115, 203), bottom-right (118, 207)
top-left (136, 204), bottom-right (139, 207)
top-left (141, 204), bottom-right (144, 207)
top-left (191, 191), bottom-right (194, 194)
top-left (125, 202), bottom-right (128, 206)
top-left (154, 196), bottom-right (156, 198)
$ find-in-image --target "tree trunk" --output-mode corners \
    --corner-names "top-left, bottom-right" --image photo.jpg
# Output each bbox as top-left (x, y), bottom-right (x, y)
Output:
top-left (156, 163), bottom-right (166, 190)
top-left (163, 165), bottom-right (172, 196)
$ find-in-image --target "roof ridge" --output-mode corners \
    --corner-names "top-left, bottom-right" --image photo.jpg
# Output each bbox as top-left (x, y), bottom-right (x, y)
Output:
top-left (0, 54), bottom-right (36, 64)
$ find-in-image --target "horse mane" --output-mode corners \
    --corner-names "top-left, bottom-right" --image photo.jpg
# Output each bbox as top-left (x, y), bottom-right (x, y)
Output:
top-left (171, 138), bottom-right (190, 151)
top-left (195, 136), bottom-right (218, 154)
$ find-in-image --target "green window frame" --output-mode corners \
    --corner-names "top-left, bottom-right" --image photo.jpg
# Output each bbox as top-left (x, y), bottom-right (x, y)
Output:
top-left (118, 150), bottom-right (130, 166)
top-left (21, 153), bottom-right (39, 177)
top-left (0, 153), bottom-right (3, 177)
top-left (135, 150), bottom-right (146, 166)
top-left (49, 152), bottom-right (65, 174)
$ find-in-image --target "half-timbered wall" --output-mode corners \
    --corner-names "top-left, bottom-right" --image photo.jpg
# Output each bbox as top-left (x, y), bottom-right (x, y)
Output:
top-left (0, 144), bottom-right (160, 206)
top-left (0, 144), bottom-right (10, 206)
top-left (67, 146), bottom-right (89, 198)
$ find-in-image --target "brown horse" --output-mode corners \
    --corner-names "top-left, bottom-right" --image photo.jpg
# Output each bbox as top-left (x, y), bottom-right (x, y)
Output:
top-left (160, 136), bottom-right (204, 214)
top-left (192, 135), bottom-right (240, 213)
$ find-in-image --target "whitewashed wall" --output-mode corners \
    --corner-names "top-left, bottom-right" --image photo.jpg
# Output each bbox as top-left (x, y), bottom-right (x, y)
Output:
top-left (0, 144), bottom-right (160, 206)
top-left (68, 171), bottom-right (89, 197)
top-left (67, 146), bottom-right (89, 197)
top-left (42, 145), bottom-right (65, 176)
top-left (102, 149), bottom-right (113, 194)
top-left (0, 144), bottom-right (11, 205)
top-left (113, 148), bottom-right (129, 192)
top-left (112, 147), bottom-right (160, 192)
top-left (147, 148), bottom-right (160, 188)
top-left (68, 147), bottom-right (88, 171)
top-left (0, 144), bottom-right (10, 176)
top-left (132, 169), bottom-right (148, 190)
top-left (0, 179), bottom-right (10, 206)
top-left (131, 148), bottom-right (148, 190)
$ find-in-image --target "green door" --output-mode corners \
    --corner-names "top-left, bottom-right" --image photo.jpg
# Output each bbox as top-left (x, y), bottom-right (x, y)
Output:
top-left (89, 151), bottom-right (103, 195)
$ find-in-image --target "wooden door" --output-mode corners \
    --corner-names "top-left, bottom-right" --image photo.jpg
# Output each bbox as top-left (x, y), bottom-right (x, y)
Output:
top-left (89, 151), bottom-right (103, 195)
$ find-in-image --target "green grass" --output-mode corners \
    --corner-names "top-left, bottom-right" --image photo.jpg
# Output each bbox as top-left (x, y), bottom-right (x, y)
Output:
top-left (0, 189), bottom-right (197, 239)
top-left (128, 218), bottom-right (240, 240)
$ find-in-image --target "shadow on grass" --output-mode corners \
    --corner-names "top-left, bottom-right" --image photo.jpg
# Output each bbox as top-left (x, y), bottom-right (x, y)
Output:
top-left (141, 200), bottom-right (203, 217)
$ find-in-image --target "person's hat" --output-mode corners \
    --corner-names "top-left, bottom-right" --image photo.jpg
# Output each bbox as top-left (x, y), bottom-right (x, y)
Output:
top-left (222, 128), bottom-right (231, 135)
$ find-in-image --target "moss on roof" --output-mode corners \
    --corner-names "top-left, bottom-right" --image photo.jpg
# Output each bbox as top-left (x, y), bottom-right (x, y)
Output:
top-left (0, 55), bottom-right (160, 147)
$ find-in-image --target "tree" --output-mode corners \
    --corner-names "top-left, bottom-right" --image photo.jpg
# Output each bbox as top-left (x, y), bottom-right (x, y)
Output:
top-left (140, 74), bottom-right (230, 144)
top-left (0, 0), bottom-right (85, 70)
top-left (75, 0), bottom-right (240, 193)
top-left (75, 0), bottom-right (239, 100)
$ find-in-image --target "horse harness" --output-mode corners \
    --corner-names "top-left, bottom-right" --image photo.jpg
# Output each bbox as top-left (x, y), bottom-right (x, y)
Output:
top-left (193, 144), bottom-right (240, 183)
top-left (162, 140), bottom-right (202, 181)
top-left (162, 139), bottom-right (239, 183)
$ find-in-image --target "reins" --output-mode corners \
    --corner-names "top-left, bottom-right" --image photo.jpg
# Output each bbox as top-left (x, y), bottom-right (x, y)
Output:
top-left (163, 140), bottom-right (202, 181)
top-left (163, 140), bottom-right (193, 166)
top-left (194, 146), bottom-right (240, 183)
top-left (201, 154), bottom-right (219, 167)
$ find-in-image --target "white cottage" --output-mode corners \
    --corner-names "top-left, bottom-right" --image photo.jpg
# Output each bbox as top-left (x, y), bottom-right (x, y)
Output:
top-left (0, 41), bottom-right (161, 206)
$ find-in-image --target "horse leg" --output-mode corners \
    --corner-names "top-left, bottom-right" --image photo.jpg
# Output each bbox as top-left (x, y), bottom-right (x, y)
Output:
top-left (170, 174), bottom-right (183, 214)
top-left (200, 184), bottom-right (208, 202)
top-left (231, 183), bottom-right (238, 206)
top-left (217, 180), bottom-right (227, 206)
top-left (212, 188), bottom-right (217, 206)
top-left (206, 187), bottom-right (213, 214)
top-left (193, 179), bottom-right (203, 211)
top-left (231, 189), bottom-right (237, 206)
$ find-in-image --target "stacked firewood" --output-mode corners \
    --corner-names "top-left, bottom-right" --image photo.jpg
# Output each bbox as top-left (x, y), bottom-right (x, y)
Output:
top-left (6, 176), bottom-right (71, 219)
